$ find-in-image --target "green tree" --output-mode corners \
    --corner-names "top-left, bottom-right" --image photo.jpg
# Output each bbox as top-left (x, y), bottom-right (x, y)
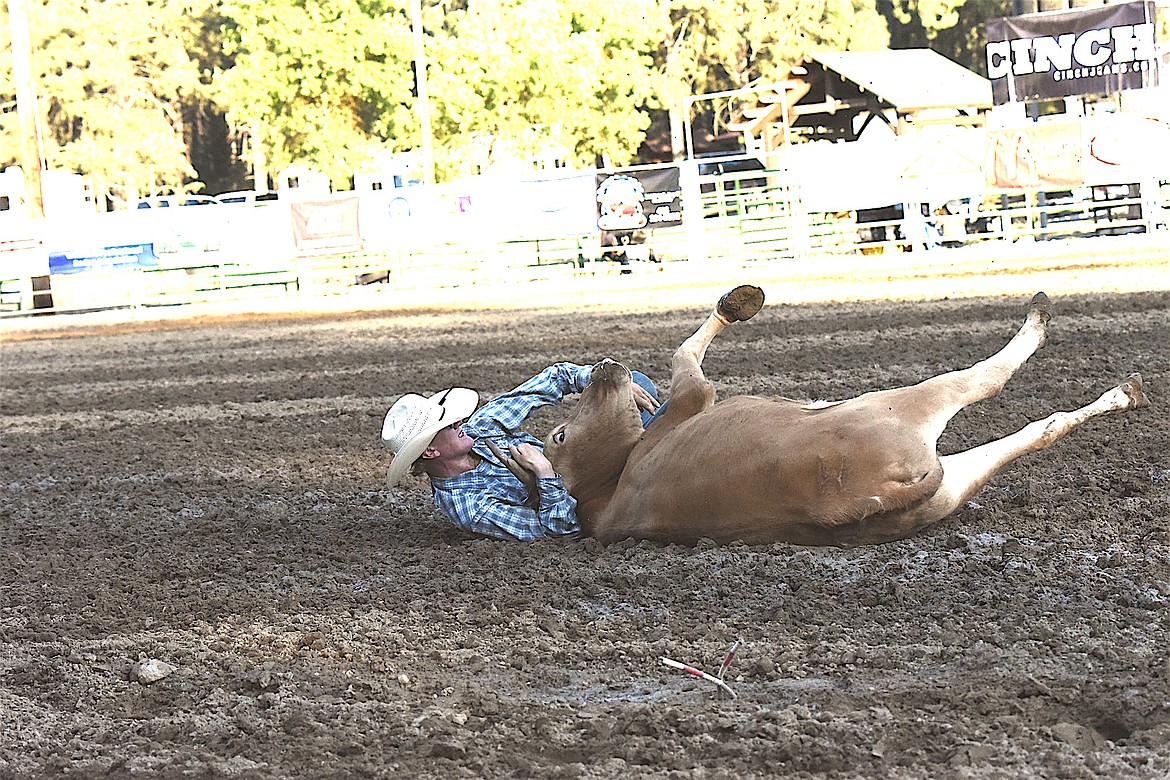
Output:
top-left (1, 0), bottom-right (211, 207)
top-left (212, 0), bottom-right (417, 188)
top-left (884, 0), bottom-right (1013, 74)
top-left (666, 0), bottom-right (889, 95)
top-left (4, 0), bottom-right (905, 201)
top-left (427, 0), bottom-right (669, 176)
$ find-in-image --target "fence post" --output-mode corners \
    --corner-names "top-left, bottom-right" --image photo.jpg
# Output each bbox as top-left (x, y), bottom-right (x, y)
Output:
top-left (785, 178), bottom-right (810, 261)
top-left (680, 159), bottom-right (708, 263)
top-left (1141, 179), bottom-right (1156, 233)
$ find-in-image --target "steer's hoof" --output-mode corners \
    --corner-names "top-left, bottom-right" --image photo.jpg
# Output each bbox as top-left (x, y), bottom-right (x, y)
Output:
top-left (1026, 291), bottom-right (1052, 351)
top-left (1120, 373), bottom-right (1149, 410)
top-left (1029, 291), bottom-right (1052, 323)
top-left (717, 285), bottom-right (765, 323)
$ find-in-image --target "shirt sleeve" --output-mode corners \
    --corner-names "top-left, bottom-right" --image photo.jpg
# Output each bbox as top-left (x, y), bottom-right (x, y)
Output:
top-left (433, 468), bottom-right (579, 541)
top-left (466, 362), bottom-right (591, 436)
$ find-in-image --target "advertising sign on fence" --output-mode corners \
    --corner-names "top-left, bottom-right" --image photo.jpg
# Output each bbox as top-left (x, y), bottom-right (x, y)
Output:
top-left (986, 122), bottom-right (1083, 189)
top-left (290, 195), bottom-right (363, 255)
top-left (986, 113), bottom-right (1170, 189)
top-left (594, 168), bottom-right (683, 232)
top-left (594, 167), bottom-right (682, 253)
top-left (985, 0), bottom-right (1159, 105)
top-left (47, 243), bottom-right (159, 275)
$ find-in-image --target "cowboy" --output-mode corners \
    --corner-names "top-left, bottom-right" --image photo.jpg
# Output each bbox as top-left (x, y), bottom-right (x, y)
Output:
top-left (381, 363), bottom-right (660, 541)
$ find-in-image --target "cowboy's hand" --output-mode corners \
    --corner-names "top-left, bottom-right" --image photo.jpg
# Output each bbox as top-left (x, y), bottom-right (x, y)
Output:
top-left (632, 383), bottom-right (661, 415)
top-left (484, 440), bottom-right (544, 510)
top-left (509, 443), bottom-right (556, 479)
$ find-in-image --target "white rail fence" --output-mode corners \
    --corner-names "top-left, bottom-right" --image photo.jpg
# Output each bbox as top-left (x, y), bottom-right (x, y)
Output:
top-left (2, 166), bottom-right (1168, 316)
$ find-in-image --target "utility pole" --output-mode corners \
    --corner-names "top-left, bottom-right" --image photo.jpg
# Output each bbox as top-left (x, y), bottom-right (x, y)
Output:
top-left (412, 0), bottom-right (435, 185)
top-left (8, 0), bottom-right (45, 219)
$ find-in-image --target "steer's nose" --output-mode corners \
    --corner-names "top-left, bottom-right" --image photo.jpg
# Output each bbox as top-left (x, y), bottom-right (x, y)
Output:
top-left (592, 357), bottom-right (614, 373)
top-left (591, 358), bottom-right (631, 382)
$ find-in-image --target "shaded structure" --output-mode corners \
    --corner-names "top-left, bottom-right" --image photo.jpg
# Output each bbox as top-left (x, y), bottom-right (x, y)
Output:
top-left (729, 49), bottom-right (994, 151)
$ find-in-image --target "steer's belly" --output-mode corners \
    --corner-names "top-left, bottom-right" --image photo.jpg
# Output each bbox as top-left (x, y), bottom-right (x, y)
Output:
top-left (599, 396), bottom-right (942, 545)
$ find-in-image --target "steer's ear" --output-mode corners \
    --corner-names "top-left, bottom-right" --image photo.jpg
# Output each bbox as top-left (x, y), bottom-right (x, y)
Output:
top-left (485, 440), bottom-right (541, 510)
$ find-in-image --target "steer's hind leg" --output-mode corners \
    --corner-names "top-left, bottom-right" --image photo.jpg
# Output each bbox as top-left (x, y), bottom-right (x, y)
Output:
top-left (890, 292), bottom-right (1053, 446)
top-left (897, 374), bottom-right (1149, 527)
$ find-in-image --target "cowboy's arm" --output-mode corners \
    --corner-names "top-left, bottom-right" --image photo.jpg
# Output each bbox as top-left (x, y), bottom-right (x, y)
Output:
top-left (468, 363), bottom-right (591, 435)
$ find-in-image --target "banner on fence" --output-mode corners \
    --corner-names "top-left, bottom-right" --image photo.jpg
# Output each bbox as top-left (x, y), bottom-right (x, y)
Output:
top-left (595, 168), bottom-right (682, 232)
top-left (1082, 113), bottom-right (1170, 182)
top-left (489, 173), bottom-right (598, 241)
top-left (986, 122), bottom-right (1083, 189)
top-left (985, 0), bottom-right (1159, 105)
top-left (290, 195), bottom-right (362, 255)
top-left (47, 243), bottom-right (159, 275)
top-left (0, 236), bottom-right (49, 277)
top-left (986, 113), bottom-right (1170, 189)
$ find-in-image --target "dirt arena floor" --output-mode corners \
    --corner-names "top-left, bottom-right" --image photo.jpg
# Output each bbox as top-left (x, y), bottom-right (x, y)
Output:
top-left (2, 258), bottom-right (1169, 778)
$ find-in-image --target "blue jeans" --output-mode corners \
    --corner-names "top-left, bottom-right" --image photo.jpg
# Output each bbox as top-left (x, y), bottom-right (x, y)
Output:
top-left (632, 371), bottom-right (669, 428)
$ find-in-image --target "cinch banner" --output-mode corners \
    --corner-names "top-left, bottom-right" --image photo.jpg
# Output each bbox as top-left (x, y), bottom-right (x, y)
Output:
top-left (594, 167), bottom-right (683, 233)
top-left (985, 0), bottom-right (1159, 105)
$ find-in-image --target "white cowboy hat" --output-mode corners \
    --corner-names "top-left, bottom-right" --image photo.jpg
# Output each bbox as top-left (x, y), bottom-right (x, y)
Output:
top-left (382, 387), bottom-right (479, 488)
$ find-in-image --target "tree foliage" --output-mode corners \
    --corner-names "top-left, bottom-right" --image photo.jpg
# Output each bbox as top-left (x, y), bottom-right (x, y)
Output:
top-left (884, 0), bottom-right (1013, 73)
top-left (2, 0), bottom-right (1023, 204)
top-left (212, 0), bottom-right (416, 187)
top-left (427, 0), bottom-right (668, 175)
top-left (2, 0), bottom-right (211, 207)
top-left (665, 0), bottom-right (889, 97)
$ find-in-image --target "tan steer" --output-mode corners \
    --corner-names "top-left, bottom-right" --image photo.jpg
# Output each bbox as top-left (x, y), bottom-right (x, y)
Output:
top-left (540, 286), bottom-right (1149, 546)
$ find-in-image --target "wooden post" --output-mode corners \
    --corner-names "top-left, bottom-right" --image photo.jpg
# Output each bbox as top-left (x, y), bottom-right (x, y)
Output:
top-left (9, 0), bottom-right (44, 220)
top-left (8, 0), bottom-right (54, 310)
top-left (412, 0), bottom-right (434, 186)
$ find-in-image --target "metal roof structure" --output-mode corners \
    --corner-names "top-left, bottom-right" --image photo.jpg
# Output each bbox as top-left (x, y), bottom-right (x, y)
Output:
top-left (728, 49), bottom-right (994, 151)
top-left (812, 50), bottom-right (993, 112)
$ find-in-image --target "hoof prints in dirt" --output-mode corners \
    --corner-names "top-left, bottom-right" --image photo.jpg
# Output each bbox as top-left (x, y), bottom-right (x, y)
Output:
top-left (1, 292), bottom-right (1168, 779)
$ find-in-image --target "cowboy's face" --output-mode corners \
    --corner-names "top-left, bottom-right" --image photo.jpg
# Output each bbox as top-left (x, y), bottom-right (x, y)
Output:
top-left (425, 420), bottom-right (475, 459)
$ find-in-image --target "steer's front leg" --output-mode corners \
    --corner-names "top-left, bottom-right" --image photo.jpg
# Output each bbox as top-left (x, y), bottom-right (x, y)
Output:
top-left (484, 440), bottom-right (541, 510)
top-left (667, 285), bottom-right (765, 420)
top-left (677, 285), bottom-right (765, 367)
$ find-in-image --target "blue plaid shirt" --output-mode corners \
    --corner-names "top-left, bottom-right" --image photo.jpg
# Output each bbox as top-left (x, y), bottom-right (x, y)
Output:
top-left (429, 362), bottom-right (591, 541)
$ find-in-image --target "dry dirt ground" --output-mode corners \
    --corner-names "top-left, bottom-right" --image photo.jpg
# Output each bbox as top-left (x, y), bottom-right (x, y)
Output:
top-left (1, 277), bottom-right (1168, 778)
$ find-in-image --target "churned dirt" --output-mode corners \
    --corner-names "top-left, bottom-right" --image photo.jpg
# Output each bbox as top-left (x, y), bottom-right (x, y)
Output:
top-left (1, 271), bottom-right (1168, 778)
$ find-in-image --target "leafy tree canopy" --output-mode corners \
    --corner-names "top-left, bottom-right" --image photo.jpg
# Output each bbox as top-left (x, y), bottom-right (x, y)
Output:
top-left (666, 0), bottom-right (889, 98)
top-left (428, 0), bottom-right (669, 175)
top-left (2, 0), bottom-right (210, 207)
top-left (885, 0), bottom-right (1013, 70)
top-left (2, 0), bottom-right (1031, 203)
top-left (212, 0), bottom-right (416, 188)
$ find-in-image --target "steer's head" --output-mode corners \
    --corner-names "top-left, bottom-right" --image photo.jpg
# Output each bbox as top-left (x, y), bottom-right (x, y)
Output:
top-left (544, 358), bottom-right (644, 528)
